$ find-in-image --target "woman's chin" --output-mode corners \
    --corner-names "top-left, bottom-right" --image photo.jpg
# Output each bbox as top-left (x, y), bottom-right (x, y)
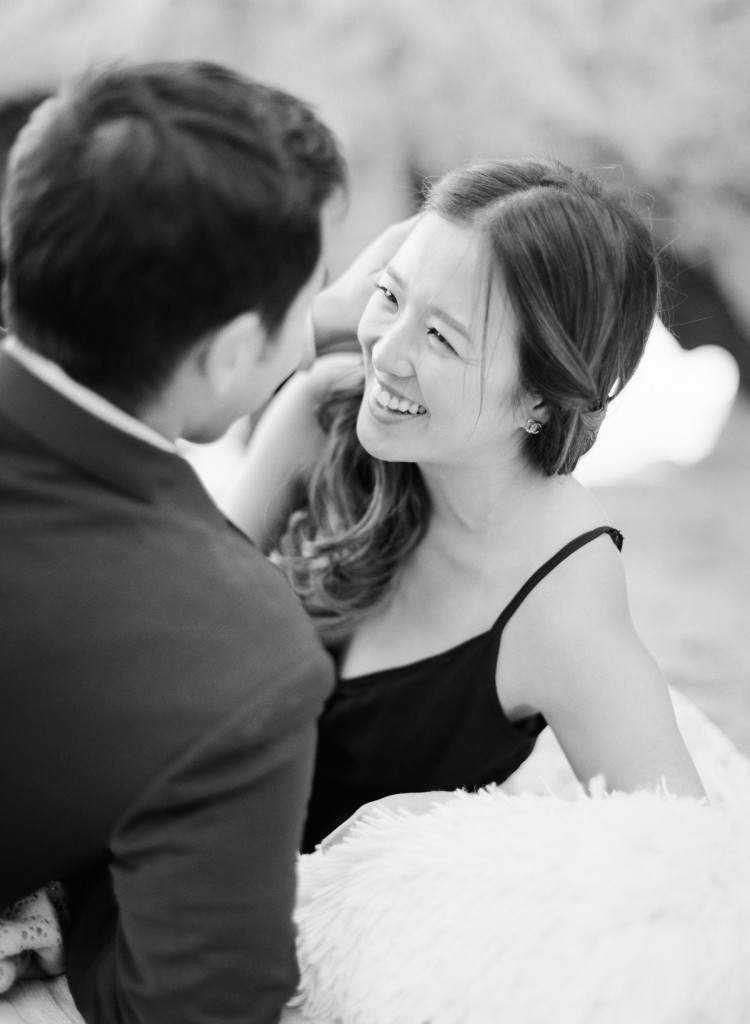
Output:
top-left (356, 429), bottom-right (399, 462)
top-left (355, 417), bottom-right (407, 463)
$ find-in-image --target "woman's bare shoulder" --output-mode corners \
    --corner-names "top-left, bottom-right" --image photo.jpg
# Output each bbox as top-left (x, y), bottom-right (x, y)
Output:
top-left (501, 522), bottom-right (643, 722)
top-left (497, 505), bottom-right (629, 707)
top-left (516, 519), bottom-right (629, 643)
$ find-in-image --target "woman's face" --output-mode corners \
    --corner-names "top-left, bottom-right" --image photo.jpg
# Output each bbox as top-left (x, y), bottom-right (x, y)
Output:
top-left (356, 212), bottom-right (524, 471)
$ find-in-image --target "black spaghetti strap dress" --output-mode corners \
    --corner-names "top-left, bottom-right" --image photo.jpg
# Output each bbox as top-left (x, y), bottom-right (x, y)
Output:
top-left (301, 526), bottom-right (623, 851)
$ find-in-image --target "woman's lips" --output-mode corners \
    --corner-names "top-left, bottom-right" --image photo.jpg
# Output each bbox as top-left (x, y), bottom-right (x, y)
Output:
top-left (371, 379), bottom-right (426, 416)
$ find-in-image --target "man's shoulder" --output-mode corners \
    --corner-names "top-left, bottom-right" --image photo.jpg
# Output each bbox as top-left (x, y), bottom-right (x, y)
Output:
top-left (0, 438), bottom-right (333, 765)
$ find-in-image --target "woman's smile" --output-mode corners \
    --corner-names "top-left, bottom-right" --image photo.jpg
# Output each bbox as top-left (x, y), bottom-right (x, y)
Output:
top-left (370, 378), bottom-right (426, 417)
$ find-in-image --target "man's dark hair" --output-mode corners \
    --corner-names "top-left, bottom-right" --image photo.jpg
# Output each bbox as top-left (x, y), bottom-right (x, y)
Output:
top-left (0, 90), bottom-right (52, 319)
top-left (0, 61), bottom-right (345, 406)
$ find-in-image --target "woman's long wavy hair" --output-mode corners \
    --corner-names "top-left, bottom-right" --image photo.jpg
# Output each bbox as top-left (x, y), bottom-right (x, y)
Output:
top-left (273, 158), bottom-right (661, 642)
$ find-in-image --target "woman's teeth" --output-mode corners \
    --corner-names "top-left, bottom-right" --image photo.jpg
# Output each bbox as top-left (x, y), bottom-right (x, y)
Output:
top-left (372, 381), bottom-right (425, 416)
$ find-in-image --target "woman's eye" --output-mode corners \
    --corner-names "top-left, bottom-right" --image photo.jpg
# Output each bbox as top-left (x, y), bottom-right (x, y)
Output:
top-left (427, 326), bottom-right (456, 353)
top-left (375, 283), bottom-right (397, 306)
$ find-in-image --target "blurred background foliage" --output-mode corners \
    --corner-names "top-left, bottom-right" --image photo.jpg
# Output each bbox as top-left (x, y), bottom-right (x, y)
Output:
top-left (0, 0), bottom-right (748, 386)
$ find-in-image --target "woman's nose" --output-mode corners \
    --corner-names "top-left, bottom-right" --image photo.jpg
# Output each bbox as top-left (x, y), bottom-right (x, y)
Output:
top-left (369, 324), bottom-right (415, 379)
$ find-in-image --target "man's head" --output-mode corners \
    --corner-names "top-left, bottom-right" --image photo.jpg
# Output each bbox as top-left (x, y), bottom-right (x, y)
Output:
top-left (1, 61), bottom-right (345, 432)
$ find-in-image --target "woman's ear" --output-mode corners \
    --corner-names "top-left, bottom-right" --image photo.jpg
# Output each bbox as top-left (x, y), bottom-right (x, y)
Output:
top-left (521, 394), bottom-right (549, 429)
top-left (199, 311), bottom-right (266, 397)
top-left (531, 397), bottom-right (549, 425)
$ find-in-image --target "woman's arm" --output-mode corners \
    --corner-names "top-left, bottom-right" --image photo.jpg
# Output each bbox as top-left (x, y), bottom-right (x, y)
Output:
top-left (501, 537), bottom-right (707, 800)
top-left (220, 353), bottom-right (363, 551)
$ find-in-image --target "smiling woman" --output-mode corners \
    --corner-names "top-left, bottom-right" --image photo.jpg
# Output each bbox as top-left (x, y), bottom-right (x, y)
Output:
top-left (355, 212), bottom-right (519, 468)
top-left (223, 157), bottom-right (706, 853)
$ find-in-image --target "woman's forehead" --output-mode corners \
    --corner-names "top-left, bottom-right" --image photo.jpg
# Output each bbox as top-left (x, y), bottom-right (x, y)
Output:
top-left (393, 213), bottom-right (512, 338)
top-left (392, 214), bottom-right (485, 298)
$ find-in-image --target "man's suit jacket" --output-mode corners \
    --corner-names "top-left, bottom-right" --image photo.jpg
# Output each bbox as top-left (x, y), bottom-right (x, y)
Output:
top-left (0, 349), bottom-right (334, 1024)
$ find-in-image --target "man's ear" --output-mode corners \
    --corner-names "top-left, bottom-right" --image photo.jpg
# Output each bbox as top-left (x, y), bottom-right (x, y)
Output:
top-left (199, 311), bottom-right (266, 396)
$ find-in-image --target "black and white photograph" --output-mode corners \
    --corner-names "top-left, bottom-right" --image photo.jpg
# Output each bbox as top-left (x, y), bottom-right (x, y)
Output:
top-left (0, 3), bottom-right (748, 1022)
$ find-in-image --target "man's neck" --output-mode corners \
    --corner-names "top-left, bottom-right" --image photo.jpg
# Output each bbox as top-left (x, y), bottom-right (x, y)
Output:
top-left (2, 336), bottom-right (176, 452)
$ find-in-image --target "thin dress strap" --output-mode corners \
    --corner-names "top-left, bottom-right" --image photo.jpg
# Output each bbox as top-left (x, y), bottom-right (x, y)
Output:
top-left (497, 526), bottom-right (623, 629)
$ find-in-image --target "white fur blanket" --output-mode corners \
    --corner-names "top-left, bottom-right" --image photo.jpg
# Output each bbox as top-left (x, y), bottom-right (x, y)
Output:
top-left (2, 688), bottom-right (749, 1024)
top-left (294, 786), bottom-right (750, 1024)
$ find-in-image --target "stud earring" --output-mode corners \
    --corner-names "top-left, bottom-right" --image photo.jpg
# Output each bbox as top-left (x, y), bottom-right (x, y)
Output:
top-left (524, 418), bottom-right (542, 435)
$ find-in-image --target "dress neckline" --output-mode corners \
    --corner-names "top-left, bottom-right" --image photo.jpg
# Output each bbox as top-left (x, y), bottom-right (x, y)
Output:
top-left (336, 526), bottom-right (623, 684)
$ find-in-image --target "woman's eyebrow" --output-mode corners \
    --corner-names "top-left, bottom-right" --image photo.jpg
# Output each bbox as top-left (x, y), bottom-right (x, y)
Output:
top-left (383, 263), bottom-right (407, 290)
top-left (383, 263), bottom-right (472, 342)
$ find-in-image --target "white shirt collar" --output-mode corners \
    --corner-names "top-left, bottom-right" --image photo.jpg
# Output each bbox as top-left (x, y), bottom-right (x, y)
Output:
top-left (2, 336), bottom-right (176, 452)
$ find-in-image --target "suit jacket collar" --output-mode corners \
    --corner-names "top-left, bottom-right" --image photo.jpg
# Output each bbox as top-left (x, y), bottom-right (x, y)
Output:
top-left (0, 348), bottom-right (220, 515)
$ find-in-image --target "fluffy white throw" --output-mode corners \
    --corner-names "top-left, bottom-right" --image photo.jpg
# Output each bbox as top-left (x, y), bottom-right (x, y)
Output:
top-left (290, 689), bottom-right (750, 1024)
top-left (294, 785), bottom-right (750, 1024)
